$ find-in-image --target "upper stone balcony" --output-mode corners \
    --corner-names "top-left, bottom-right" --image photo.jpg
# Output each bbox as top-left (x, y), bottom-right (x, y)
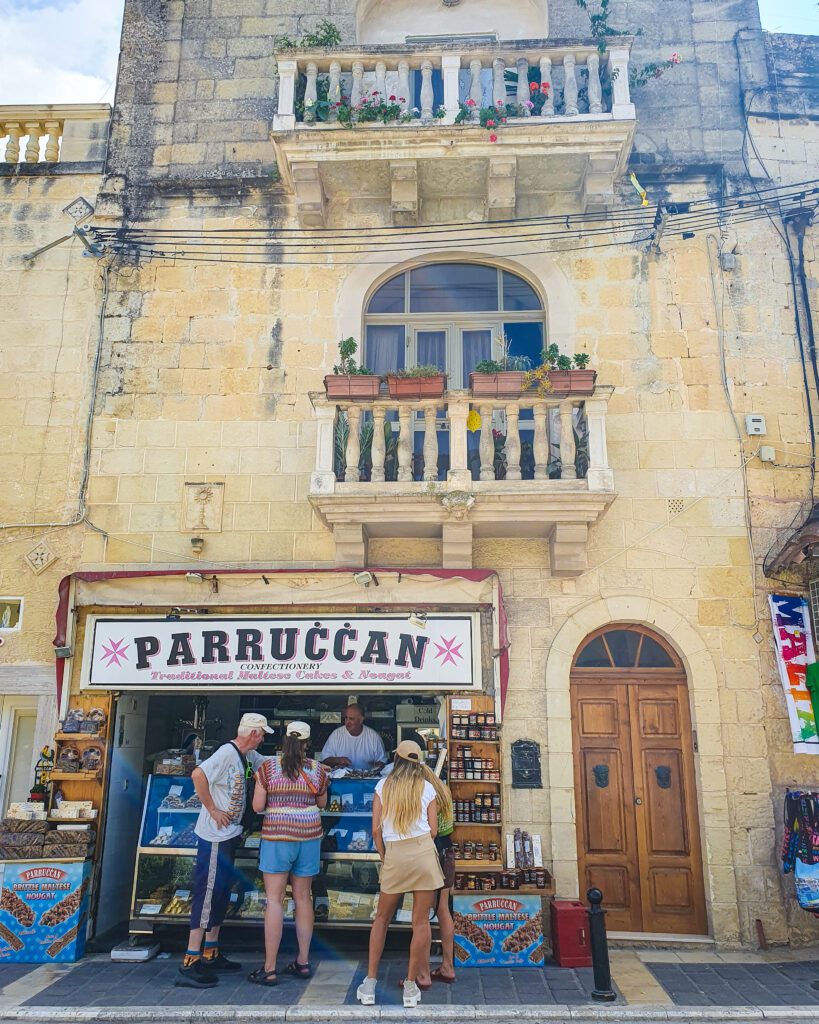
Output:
top-left (272, 38), bottom-right (636, 226)
top-left (309, 386), bottom-right (615, 572)
top-left (0, 104), bottom-right (110, 170)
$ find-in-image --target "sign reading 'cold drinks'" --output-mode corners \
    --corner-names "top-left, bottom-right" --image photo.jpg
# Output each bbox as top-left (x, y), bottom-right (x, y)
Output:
top-left (83, 615), bottom-right (479, 691)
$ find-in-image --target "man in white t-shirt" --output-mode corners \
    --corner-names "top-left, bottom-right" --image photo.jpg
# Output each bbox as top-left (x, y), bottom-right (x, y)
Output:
top-left (176, 713), bottom-right (271, 990)
top-left (320, 703), bottom-right (387, 771)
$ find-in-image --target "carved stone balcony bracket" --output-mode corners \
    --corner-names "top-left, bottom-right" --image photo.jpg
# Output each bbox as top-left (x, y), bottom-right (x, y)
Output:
top-left (308, 386), bottom-right (616, 573)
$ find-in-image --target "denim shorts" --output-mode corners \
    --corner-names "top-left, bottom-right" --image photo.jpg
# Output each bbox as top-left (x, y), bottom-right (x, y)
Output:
top-left (259, 838), bottom-right (321, 877)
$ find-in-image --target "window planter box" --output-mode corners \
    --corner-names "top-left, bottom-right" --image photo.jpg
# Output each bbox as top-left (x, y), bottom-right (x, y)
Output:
top-left (385, 374), bottom-right (447, 400)
top-left (469, 371), bottom-right (528, 398)
top-left (548, 369), bottom-right (597, 396)
top-left (324, 375), bottom-right (382, 399)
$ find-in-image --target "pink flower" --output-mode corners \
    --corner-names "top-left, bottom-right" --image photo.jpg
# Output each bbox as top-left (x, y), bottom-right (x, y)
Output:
top-left (530, 82), bottom-right (538, 92)
top-left (486, 118), bottom-right (496, 127)
top-left (670, 52), bottom-right (681, 64)
top-left (389, 95), bottom-right (396, 101)
top-left (489, 133), bottom-right (498, 142)
top-left (466, 98), bottom-right (476, 107)
top-left (540, 82), bottom-right (550, 94)
top-left (525, 99), bottom-right (534, 109)
top-left (399, 97), bottom-right (405, 102)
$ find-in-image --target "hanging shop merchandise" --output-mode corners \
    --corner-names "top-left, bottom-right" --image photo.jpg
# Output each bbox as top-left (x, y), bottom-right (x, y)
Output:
top-left (782, 791), bottom-right (819, 913)
top-left (769, 595), bottom-right (819, 754)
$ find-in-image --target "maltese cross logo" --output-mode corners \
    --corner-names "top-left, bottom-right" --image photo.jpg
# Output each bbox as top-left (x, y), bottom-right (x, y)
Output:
top-left (100, 638), bottom-right (130, 668)
top-left (433, 636), bottom-right (464, 666)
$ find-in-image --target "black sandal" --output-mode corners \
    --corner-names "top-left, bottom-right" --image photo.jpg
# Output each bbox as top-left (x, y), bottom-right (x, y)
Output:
top-left (284, 960), bottom-right (312, 979)
top-left (248, 967), bottom-right (279, 986)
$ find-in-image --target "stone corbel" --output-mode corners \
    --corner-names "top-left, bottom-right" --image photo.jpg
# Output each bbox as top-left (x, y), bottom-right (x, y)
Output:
top-left (292, 161), bottom-right (326, 227)
top-left (333, 523), bottom-right (369, 567)
top-left (549, 522), bottom-right (588, 577)
top-left (440, 491), bottom-right (476, 521)
top-left (582, 154), bottom-right (618, 213)
top-left (390, 160), bottom-right (419, 226)
top-left (487, 156), bottom-right (517, 222)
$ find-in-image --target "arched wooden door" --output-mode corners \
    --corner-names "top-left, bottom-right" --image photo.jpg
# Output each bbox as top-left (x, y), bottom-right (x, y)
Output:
top-left (571, 625), bottom-right (707, 935)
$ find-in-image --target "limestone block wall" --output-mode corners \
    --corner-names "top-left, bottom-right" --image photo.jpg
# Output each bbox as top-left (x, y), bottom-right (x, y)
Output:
top-left (0, 168), bottom-right (104, 672)
top-left (75, 169), bottom-right (819, 943)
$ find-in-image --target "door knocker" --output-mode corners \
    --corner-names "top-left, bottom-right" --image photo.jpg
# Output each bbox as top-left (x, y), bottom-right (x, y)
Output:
top-left (592, 764), bottom-right (610, 788)
top-left (655, 765), bottom-right (672, 789)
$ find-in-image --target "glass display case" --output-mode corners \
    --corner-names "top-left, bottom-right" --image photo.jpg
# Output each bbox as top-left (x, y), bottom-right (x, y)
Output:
top-left (129, 772), bottom-right (413, 934)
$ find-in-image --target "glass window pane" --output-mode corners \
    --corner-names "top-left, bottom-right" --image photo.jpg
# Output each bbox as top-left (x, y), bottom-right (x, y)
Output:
top-left (368, 274), bottom-right (406, 314)
top-left (503, 321), bottom-right (543, 372)
top-left (575, 635), bottom-right (611, 668)
top-left (409, 263), bottom-right (498, 313)
top-left (365, 325), bottom-right (406, 374)
top-left (503, 271), bottom-right (542, 311)
top-left (639, 636), bottom-right (675, 668)
top-left (604, 630), bottom-right (641, 667)
top-left (417, 331), bottom-right (446, 372)
top-left (462, 329), bottom-right (493, 386)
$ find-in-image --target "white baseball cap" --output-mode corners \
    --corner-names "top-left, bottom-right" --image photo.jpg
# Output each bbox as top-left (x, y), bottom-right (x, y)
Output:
top-left (239, 712), bottom-right (274, 734)
top-left (286, 721), bottom-right (311, 740)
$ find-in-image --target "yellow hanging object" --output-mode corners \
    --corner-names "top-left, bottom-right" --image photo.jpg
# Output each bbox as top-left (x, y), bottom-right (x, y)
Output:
top-left (466, 409), bottom-right (482, 432)
top-left (630, 172), bottom-right (649, 207)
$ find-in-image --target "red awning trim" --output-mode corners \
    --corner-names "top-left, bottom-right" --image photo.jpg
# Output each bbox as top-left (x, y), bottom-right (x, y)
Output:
top-left (54, 567), bottom-right (510, 712)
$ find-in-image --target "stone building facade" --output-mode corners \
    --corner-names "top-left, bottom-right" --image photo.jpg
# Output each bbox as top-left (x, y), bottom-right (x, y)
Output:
top-left (1, 2), bottom-right (818, 948)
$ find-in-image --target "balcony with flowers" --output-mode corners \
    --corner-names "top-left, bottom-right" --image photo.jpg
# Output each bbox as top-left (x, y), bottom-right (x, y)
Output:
top-left (271, 38), bottom-right (637, 226)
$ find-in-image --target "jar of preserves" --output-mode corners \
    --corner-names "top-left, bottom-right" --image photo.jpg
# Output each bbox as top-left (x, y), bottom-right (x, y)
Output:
top-left (508, 871), bottom-right (520, 890)
top-left (535, 868), bottom-right (546, 889)
top-left (489, 842), bottom-right (499, 861)
top-left (463, 841), bottom-right (474, 860)
top-left (467, 874), bottom-right (477, 891)
top-left (454, 873), bottom-right (465, 889)
top-left (462, 745), bottom-right (472, 759)
top-left (477, 712), bottom-right (486, 726)
top-left (481, 876), bottom-right (493, 891)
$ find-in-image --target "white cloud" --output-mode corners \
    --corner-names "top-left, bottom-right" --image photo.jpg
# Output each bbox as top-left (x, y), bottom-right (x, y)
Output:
top-left (0, 0), bottom-right (124, 105)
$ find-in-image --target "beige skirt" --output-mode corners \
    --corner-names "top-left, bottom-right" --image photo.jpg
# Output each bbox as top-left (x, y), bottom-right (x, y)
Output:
top-left (380, 834), bottom-right (444, 894)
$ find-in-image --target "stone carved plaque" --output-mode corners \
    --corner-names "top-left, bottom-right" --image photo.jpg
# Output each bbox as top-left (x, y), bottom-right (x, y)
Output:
top-left (182, 482), bottom-right (225, 533)
top-left (25, 542), bottom-right (57, 575)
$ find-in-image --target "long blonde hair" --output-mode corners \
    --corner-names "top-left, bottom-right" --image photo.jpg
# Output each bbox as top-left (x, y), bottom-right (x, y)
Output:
top-left (380, 757), bottom-right (426, 837)
top-left (423, 765), bottom-right (453, 825)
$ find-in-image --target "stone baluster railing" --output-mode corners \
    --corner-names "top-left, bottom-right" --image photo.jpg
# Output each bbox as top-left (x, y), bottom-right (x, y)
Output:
top-left (314, 391), bottom-right (611, 491)
top-left (1, 117), bottom-right (61, 163)
top-left (274, 42), bottom-right (633, 130)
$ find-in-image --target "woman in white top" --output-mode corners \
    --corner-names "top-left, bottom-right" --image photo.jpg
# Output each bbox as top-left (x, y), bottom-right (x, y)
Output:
top-left (356, 740), bottom-right (443, 1010)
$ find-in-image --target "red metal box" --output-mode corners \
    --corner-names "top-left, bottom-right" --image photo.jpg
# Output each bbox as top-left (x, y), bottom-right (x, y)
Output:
top-left (549, 899), bottom-right (592, 967)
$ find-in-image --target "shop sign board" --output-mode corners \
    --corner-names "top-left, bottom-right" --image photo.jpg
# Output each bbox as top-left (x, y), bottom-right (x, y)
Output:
top-left (769, 594), bottom-right (818, 754)
top-left (82, 614), bottom-right (480, 692)
top-left (0, 859), bottom-right (91, 963)
top-left (453, 893), bottom-right (545, 967)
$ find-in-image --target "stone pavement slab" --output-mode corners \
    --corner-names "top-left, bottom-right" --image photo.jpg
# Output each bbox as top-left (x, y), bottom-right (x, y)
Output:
top-left (643, 961), bottom-right (819, 1007)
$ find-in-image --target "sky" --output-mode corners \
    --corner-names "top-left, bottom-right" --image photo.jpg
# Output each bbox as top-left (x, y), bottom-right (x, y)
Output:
top-left (0, 0), bottom-right (816, 106)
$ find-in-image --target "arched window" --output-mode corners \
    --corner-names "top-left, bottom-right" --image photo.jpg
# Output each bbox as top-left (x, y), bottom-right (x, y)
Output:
top-left (364, 262), bottom-right (546, 387)
top-left (573, 626), bottom-right (681, 671)
top-left (356, 0), bottom-right (549, 44)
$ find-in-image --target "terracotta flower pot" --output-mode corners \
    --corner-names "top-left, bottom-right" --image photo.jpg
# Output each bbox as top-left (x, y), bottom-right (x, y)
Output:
top-left (324, 374), bottom-right (382, 399)
top-left (385, 374), bottom-right (447, 400)
top-left (469, 371), bottom-right (528, 398)
top-left (547, 369), bottom-right (597, 395)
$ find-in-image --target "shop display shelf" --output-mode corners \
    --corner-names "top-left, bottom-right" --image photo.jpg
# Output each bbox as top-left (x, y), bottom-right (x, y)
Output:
top-left (51, 770), bottom-right (101, 781)
top-left (448, 739), bottom-right (500, 746)
top-left (321, 811), bottom-right (372, 817)
top-left (454, 860), bottom-right (504, 871)
top-left (321, 852), bottom-right (379, 861)
top-left (449, 779), bottom-right (501, 785)
top-left (55, 732), bottom-right (106, 742)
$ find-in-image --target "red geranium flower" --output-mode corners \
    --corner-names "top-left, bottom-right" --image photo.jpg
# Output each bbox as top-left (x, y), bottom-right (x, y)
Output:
top-left (486, 119), bottom-right (496, 127)
top-left (389, 95), bottom-right (396, 101)
top-left (529, 81), bottom-right (538, 92)
top-left (489, 133), bottom-right (498, 142)
top-left (540, 82), bottom-right (550, 94)
top-left (466, 98), bottom-right (476, 107)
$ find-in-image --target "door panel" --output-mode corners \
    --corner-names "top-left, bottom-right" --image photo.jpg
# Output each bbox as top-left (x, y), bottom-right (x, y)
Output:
top-left (630, 684), bottom-right (707, 934)
top-left (572, 685), bottom-right (642, 931)
top-left (573, 674), bottom-right (707, 935)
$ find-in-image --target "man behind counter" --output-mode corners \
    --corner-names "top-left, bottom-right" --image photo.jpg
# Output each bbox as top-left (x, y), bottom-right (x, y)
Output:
top-left (320, 703), bottom-right (387, 770)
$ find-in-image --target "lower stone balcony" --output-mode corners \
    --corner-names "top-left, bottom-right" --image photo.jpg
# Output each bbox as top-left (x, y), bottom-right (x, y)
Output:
top-left (309, 387), bottom-right (615, 571)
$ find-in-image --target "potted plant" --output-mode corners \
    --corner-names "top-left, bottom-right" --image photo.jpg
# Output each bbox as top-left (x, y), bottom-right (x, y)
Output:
top-left (469, 334), bottom-right (532, 397)
top-left (29, 784), bottom-right (47, 804)
top-left (385, 365), bottom-right (446, 400)
top-left (324, 337), bottom-right (381, 399)
top-left (524, 345), bottom-right (597, 396)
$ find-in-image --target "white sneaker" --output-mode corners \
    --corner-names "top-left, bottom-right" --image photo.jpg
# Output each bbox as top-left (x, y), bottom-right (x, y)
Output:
top-left (402, 980), bottom-right (422, 1008)
top-left (356, 976), bottom-right (377, 1005)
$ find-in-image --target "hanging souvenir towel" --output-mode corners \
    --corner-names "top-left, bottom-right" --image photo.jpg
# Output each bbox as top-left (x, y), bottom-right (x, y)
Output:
top-left (769, 595), bottom-right (819, 753)
top-left (795, 858), bottom-right (819, 910)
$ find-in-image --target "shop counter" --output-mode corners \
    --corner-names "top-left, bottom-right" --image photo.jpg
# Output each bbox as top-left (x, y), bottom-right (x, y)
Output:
top-left (0, 857), bottom-right (91, 963)
top-left (131, 773), bottom-right (412, 933)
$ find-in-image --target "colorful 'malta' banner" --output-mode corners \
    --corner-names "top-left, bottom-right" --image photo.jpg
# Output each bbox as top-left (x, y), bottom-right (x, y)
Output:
top-left (769, 594), bottom-right (819, 754)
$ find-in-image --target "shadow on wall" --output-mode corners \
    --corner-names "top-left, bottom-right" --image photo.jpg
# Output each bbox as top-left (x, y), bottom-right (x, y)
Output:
top-left (356, 0), bottom-right (549, 43)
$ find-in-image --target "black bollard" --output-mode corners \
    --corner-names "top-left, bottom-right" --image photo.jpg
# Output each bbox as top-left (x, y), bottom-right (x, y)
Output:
top-left (586, 887), bottom-right (616, 1001)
